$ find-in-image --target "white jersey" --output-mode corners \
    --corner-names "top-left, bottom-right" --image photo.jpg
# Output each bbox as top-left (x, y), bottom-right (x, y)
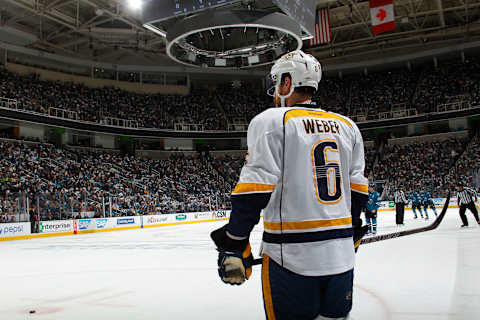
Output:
top-left (230, 105), bottom-right (368, 277)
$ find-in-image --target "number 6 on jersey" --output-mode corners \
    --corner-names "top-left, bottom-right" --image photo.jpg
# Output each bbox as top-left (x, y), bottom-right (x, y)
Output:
top-left (312, 139), bottom-right (343, 204)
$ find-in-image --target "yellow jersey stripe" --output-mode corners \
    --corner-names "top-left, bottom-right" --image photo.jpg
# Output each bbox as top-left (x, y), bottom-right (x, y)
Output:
top-left (284, 109), bottom-right (352, 127)
top-left (264, 217), bottom-right (352, 231)
top-left (232, 183), bottom-right (275, 194)
top-left (262, 255), bottom-right (276, 320)
top-left (350, 183), bottom-right (368, 194)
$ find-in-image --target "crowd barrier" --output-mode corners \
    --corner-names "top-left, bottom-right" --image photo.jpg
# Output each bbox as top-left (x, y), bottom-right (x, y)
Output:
top-left (378, 197), bottom-right (459, 212)
top-left (0, 198), bottom-right (462, 241)
top-left (0, 210), bottom-right (230, 241)
top-left (0, 222), bottom-right (31, 238)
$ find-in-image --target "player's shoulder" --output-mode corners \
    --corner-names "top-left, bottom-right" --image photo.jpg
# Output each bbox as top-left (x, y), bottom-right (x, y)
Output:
top-left (287, 107), bottom-right (358, 129)
top-left (249, 107), bottom-right (286, 131)
top-left (249, 106), bottom-right (359, 134)
top-left (326, 110), bottom-right (357, 128)
top-left (252, 107), bottom-right (286, 123)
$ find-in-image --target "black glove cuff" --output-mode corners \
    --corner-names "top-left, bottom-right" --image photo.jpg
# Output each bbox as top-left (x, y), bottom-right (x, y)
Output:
top-left (211, 225), bottom-right (248, 252)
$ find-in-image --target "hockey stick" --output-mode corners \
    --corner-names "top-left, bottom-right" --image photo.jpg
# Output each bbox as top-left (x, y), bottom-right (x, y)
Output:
top-left (250, 193), bottom-right (451, 266)
top-left (360, 192), bottom-right (450, 245)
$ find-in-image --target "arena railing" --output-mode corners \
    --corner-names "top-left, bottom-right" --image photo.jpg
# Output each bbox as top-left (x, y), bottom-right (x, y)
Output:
top-left (0, 192), bottom-right (29, 223)
top-left (0, 97), bottom-right (140, 130)
top-left (349, 108), bottom-right (419, 122)
top-left (228, 123), bottom-right (248, 131)
top-left (436, 101), bottom-right (471, 113)
top-left (48, 107), bottom-right (78, 121)
top-left (0, 97), bottom-right (17, 110)
top-left (1, 96), bottom-right (478, 132)
top-left (174, 123), bottom-right (204, 131)
top-left (100, 117), bottom-right (139, 129)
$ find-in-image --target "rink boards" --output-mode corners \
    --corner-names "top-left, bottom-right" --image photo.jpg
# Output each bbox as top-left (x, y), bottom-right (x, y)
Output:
top-left (377, 197), bottom-right (460, 212)
top-left (0, 210), bottom-right (230, 241)
top-left (0, 197), bottom-right (465, 242)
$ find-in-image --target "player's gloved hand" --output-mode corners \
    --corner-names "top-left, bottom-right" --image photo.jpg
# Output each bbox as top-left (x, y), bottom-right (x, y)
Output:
top-left (353, 225), bottom-right (368, 253)
top-left (210, 225), bottom-right (253, 285)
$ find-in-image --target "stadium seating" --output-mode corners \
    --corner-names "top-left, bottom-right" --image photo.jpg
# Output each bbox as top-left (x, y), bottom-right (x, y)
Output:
top-left (1, 58), bottom-right (480, 221)
top-left (1, 132), bottom-right (479, 222)
top-left (0, 140), bottom-right (229, 221)
top-left (1, 58), bottom-right (479, 130)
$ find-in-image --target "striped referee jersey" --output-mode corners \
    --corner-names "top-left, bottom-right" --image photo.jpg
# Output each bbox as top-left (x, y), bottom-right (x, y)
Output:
top-left (457, 187), bottom-right (478, 205)
top-left (394, 190), bottom-right (408, 203)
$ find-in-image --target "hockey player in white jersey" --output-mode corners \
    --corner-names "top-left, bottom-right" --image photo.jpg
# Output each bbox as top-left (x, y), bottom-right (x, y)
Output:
top-left (211, 50), bottom-right (369, 319)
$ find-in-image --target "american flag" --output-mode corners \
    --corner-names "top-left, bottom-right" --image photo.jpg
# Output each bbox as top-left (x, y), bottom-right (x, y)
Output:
top-left (309, 9), bottom-right (331, 46)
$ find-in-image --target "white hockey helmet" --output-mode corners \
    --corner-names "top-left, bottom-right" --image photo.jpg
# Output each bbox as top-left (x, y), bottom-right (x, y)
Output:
top-left (268, 50), bottom-right (322, 107)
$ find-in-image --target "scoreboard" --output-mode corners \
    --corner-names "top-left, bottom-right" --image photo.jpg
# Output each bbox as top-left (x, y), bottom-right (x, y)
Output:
top-left (172, 0), bottom-right (237, 16)
top-left (142, 0), bottom-right (238, 23)
top-left (142, 0), bottom-right (316, 37)
top-left (272, 0), bottom-right (315, 37)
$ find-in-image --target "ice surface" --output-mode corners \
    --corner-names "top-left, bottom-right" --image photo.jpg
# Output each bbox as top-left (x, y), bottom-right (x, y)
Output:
top-left (1, 208), bottom-right (480, 320)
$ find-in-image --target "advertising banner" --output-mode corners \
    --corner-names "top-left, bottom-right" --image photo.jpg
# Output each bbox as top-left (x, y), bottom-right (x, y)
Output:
top-left (175, 213), bottom-right (187, 221)
top-left (78, 219), bottom-right (94, 231)
top-left (144, 215), bottom-right (170, 225)
top-left (39, 220), bottom-right (74, 234)
top-left (76, 216), bottom-right (141, 232)
top-left (117, 218), bottom-right (135, 225)
top-left (0, 222), bottom-right (31, 238)
top-left (212, 210), bottom-right (228, 219)
top-left (95, 218), bottom-right (108, 229)
top-left (194, 212), bottom-right (212, 220)
top-left (143, 211), bottom-right (231, 227)
top-left (378, 201), bottom-right (388, 209)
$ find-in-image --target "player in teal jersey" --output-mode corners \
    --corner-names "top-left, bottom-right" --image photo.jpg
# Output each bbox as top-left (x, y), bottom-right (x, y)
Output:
top-left (420, 188), bottom-right (437, 220)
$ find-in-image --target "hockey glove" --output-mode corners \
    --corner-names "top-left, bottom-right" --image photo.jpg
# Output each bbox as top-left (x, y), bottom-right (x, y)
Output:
top-left (210, 225), bottom-right (253, 285)
top-left (353, 225), bottom-right (368, 253)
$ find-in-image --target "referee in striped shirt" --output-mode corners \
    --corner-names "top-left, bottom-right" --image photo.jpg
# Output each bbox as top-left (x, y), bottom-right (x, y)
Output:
top-left (394, 185), bottom-right (408, 226)
top-left (456, 183), bottom-right (480, 227)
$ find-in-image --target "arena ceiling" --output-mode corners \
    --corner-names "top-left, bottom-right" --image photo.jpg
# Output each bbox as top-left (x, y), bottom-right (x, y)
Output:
top-left (0, 0), bottom-right (479, 67)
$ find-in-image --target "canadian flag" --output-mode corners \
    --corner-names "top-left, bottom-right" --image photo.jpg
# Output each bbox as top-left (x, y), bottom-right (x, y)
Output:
top-left (370, 0), bottom-right (395, 35)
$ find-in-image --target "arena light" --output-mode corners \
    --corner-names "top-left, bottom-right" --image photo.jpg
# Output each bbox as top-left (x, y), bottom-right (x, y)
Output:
top-left (248, 55), bottom-right (259, 64)
top-left (215, 58), bottom-right (227, 67)
top-left (187, 52), bottom-right (197, 62)
top-left (238, 47), bottom-right (253, 53)
top-left (128, 0), bottom-right (143, 10)
top-left (143, 23), bottom-right (167, 37)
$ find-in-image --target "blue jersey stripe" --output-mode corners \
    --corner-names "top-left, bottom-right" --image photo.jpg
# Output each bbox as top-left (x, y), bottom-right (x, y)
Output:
top-left (263, 228), bottom-right (353, 244)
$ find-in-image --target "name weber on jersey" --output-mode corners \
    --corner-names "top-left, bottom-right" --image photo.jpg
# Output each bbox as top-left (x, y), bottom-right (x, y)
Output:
top-left (303, 119), bottom-right (341, 135)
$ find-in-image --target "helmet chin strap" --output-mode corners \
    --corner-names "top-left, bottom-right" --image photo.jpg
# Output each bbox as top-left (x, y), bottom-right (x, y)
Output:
top-left (275, 83), bottom-right (295, 107)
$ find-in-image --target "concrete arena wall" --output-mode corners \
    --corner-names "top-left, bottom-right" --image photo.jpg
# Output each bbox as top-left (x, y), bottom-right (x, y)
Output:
top-left (0, 210), bottom-right (229, 242)
top-left (7, 63), bottom-right (189, 95)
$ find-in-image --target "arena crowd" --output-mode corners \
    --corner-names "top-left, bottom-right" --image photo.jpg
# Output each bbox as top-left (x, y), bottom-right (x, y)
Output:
top-left (0, 57), bottom-right (479, 222)
top-left (1, 58), bottom-right (479, 129)
top-left (0, 140), bottom-right (229, 222)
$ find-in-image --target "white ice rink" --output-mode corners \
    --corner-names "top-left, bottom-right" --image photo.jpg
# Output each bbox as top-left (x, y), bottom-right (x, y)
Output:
top-left (1, 208), bottom-right (480, 320)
